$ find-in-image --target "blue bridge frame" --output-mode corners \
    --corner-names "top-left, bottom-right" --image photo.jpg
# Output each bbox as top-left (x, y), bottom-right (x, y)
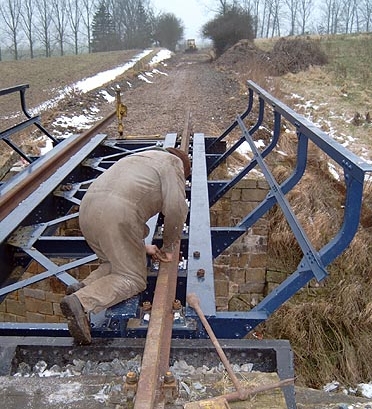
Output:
top-left (0, 81), bottom-right (371, 341)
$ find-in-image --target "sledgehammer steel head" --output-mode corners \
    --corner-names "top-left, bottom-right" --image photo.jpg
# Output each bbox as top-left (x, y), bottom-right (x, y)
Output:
top-left (186, 293), bottom-right (199, 309)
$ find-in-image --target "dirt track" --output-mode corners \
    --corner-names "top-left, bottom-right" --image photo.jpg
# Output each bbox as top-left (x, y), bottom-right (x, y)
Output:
top-left (57, 50), bottom-right (249, 140)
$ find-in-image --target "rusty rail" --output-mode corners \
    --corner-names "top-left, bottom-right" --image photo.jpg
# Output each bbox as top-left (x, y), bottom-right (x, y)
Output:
top-left (133, 247), bottom-right (180, 409)
top-left (0, 111), bottom-right (116, 221)
top-left (134, 111), bottom-right (192, 408)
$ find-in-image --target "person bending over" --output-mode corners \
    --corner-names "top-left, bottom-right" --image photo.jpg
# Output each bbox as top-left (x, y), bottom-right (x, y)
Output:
top-left (60, 147), bottom-right (191, 344)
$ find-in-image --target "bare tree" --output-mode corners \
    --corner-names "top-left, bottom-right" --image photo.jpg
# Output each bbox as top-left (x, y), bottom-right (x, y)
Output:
top-left (284, 0), bottom-right (299, 35)
top-left (270, 0), bottom-right (282, 36)
top-left (240, 0), bottom-right (261, 37)
top-left (341, 0), bottom-right (358, 33)
top-left (35, 0), bottom-right (54, 57)
top-left (52, 0), bottom-right (68, 55)
top-left (80, 0), bottom-right (97, 53)
top-left (0, 0), bottom-right (22, 60)
top-left (360, 0), bottom-right (372, 31)
top-left (321, 0), bottom-right (342, 33)
top-left (20, 0), bottom-right (35, 58)
top-left (109, 0), bottom-right (153, 49)
top-left (298, 0), bottom-right (313, 34)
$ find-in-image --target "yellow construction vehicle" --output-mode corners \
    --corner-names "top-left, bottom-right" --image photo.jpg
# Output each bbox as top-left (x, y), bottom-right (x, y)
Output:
top-left (185, 39), bottom-right (197, 52)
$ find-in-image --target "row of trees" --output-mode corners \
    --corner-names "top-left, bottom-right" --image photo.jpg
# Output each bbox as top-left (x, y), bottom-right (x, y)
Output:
top-left (0, 0), bottom-right (184, 60)
top-left (211, 0), bottom-right (372, 38)
top-left (90, 1), bottom-right (183, 53)
top-left (0, 0), bottom-right (372, 61)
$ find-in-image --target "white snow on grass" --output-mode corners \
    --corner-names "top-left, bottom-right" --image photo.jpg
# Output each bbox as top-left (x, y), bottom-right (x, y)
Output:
top-left (48, 48), bottom-right (172, 138)
top-left (30, 49), bottom-right (154, 116)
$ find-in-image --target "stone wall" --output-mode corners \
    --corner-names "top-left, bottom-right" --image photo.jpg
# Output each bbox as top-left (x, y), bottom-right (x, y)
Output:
top-left (210, 178), bottom-right (271, 311)
top-left (0, 260), bottom-right (97, 323)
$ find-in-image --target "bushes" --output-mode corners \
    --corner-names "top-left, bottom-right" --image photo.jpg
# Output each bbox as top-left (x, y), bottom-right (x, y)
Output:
top-left (269, 37), bottom-right (329, 75)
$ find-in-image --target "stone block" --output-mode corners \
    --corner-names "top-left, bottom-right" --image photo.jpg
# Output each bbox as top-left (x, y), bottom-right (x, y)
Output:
top-left (50, 276), bottom-right (67, 294)
top-left (25, 298), bottom-right (53, 315)
top-left (6, 299), bottom-right (25, 316)
top-left (215, 297), bottom-right (228, 310)
top-left (239, 179), bottom-right (257, 189)
top-left (242, 188), bottom-right (268, 202)
top-left (3, 313), bottom-right (17, 322)
top-left (266, 270), bottom-right (287, 284)
top-left (249, 253), bottom-right (268, 268)
top-left (214, 280), bottom-right (229, 297)
top-left (214, 270), bottom-right (228, 280)
top-left (257, 179), bottom-right (269, 189)
top-left (245, 268), bottom-right (266, 283)
top-left (231, 188), bottom-right (241, 201)
top-left (228, 268), bottom-right (246, 284)
top-left (53, 302), bottom-right (62, 316)
top-left (228, 295), bottom-right (252, 311)
top-left (230, 253), bottom-right (249, 268)
top-left (46, 292), bottom-right (63, 303)
top-left (23, 287), bottom-right (46, 300)
top-left (265, 282), bottom-right (279, 295)
top-left (26, 312), bottom-right (46, 323)
top-left (239, 282), bottom-right (266, 293)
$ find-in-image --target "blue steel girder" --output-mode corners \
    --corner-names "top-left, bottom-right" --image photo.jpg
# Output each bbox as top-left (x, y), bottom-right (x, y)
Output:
top-left (0, 84), bottom-right (59, 164)
top-left (207, 80), bottom-right (372, 326)
top-left (0, 134), bottom-right (177, 294)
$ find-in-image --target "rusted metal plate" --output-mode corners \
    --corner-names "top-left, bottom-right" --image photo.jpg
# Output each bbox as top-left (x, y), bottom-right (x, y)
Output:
top-left (133, 245), bottom-right (180, 409)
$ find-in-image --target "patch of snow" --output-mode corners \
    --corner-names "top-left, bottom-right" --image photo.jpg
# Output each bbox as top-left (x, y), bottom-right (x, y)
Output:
top-left (47, 382), bottom-right (84, 404)
top-left (149, 49), bottom-right (172, 66)
top-left (358, 383), bottom-right (372, 398)
top-left (73, 49), bottom-right (153, 94)
top-left (328, 162), bottom-right (340, 181)
top-left (30, 49), bottom-right (154, 116)
top-left (138, 74), bottom-right (153, 84)
top-left (100, 90), bottom-right (115, 103)
top-left (153, 68), bottom-right (168, 76)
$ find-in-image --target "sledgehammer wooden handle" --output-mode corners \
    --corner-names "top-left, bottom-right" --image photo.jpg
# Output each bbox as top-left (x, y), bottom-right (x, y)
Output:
top-left (186, 292), bottom-right (244, 397)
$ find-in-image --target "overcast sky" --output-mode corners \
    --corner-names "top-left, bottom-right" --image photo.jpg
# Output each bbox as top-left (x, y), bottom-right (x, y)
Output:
top-left (152, 0), bottom-right (217, 44)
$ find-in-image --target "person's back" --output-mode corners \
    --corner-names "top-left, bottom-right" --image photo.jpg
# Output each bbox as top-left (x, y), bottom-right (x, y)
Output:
top-left (60, 148), bottom-right (190, 345)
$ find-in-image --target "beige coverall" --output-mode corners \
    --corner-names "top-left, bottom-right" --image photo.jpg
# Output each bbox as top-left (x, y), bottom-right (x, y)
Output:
top-left (76, 149), bottom-right (188, 314)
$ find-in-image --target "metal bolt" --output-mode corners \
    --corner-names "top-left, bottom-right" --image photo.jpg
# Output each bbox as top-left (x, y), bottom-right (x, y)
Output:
top-left (142, 301), bottom-right (152, 311)
top-left (193, 251), bottom-right (200, 259)
top-left (197, 268), bottom-right (205, 278)
top-left (164, 371), bottom-right (175, 384)
top-left (173, 299), bottom-right (182, 310)
top-left (126, 371), bottom-right (138, 384)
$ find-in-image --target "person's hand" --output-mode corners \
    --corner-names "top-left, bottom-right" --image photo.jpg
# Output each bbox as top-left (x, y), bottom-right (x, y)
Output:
top-left (145, 244), bottom-right (172, 263)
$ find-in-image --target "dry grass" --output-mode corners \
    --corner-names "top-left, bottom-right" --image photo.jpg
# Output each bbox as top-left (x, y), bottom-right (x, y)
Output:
top-left (0, 49), bottom-right (154, 129)
top-left (240, 35), bottom-right (372, 388)
top-left (262, 116), bottom-right (372, 388)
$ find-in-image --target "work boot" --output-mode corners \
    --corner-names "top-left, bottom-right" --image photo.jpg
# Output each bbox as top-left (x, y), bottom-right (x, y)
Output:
top-left (65, 282), bottom-right (86, 295)
top-left (60, 294), bottom-right (91, 345)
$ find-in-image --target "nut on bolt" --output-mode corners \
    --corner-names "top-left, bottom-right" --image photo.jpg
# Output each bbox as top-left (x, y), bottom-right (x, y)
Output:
top-left (173, 299), bottom-right (182, 310)
top-left (142, 301), bottom-right (152, 311)
top-left (125, 371), bottom-right (138, 384)
top-left (193, 251), bottom-right (200, 259)
top-left (197, 268), bottom-right (205, 278)
top-left (164, 371), bottom-right (175, 384)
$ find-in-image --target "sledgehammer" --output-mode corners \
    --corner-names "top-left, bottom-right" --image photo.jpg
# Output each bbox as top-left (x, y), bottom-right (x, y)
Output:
top-left (186, 293), bottom-right (294, 402)
top-left (186, 292), bottom-right (246, 398)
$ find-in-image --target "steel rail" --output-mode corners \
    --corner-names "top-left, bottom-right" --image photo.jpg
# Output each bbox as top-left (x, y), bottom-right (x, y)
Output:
top-left (134, 114), bottom-right (191, 409)
top-left (0, 110), bottom-right (116, 221)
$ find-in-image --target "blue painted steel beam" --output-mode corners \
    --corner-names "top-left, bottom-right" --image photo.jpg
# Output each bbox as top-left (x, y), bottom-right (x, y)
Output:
top-left (0, 133), bottom-right (107, 243)
top-left (185, 133), bottom-right (216, 318)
